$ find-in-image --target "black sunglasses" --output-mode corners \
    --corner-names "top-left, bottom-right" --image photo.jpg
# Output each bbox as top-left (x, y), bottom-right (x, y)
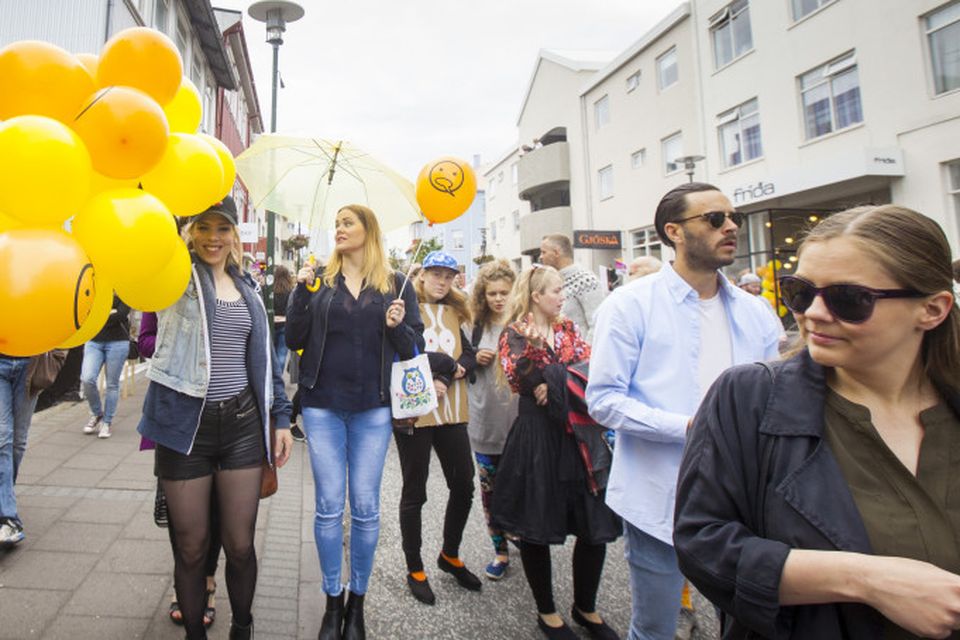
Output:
top-left (674, 210), bottom-right (745, 229)
top-left (778, 275), bottom-right (926, 324)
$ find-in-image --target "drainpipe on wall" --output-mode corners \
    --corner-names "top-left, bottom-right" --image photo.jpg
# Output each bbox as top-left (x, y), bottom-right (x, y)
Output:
top-left (103, 0), bottom-right (114, 43)
top-left (579, 92), bottom-right (598, 271)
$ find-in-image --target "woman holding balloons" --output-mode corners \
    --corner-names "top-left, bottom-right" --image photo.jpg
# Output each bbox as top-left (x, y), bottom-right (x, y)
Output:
top-left (286, 204), bottom-right (424, 640)
top-left (138, 196), bottom-right (293, 640)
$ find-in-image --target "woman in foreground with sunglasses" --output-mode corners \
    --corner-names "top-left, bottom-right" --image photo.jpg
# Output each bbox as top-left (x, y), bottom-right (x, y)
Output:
top-left (674, 204), bottom-right (960, 639)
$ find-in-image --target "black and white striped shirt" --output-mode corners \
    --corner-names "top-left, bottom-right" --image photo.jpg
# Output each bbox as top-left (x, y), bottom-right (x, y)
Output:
top-left (206, 298), bottom-right (251, 402)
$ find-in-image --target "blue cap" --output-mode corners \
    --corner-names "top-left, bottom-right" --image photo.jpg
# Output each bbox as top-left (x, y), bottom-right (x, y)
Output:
top-left (422, 250), bottom-right (459, 273)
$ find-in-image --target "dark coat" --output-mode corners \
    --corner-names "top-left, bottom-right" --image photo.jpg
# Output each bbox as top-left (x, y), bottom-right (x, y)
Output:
top-left (674, 349), bottom-right (960, 639)
top-left (285, 272), bottom-right (424, 403)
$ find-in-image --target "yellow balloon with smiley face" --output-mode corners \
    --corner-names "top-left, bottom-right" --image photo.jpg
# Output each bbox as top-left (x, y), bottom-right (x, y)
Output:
top-left (0, 228), bottom-right (98, 356)
top-left (415, 156), bottom-right (477, 224)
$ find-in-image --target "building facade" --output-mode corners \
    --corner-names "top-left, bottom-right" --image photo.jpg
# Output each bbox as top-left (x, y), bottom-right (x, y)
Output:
top-left (490, 0), bottom-right (960, 279)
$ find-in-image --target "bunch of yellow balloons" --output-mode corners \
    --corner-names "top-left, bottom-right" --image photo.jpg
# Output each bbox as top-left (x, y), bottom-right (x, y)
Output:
top-left (0, 27), bottom-right (237, 356)
top-left (757, 261), bottom-right (789, 318)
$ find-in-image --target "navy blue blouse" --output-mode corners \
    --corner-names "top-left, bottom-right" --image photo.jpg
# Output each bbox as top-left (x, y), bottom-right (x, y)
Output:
top-left (301, 276), bottom-right (387, 412)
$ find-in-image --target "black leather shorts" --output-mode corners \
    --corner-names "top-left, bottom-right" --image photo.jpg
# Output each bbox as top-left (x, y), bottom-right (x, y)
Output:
top-left (155, 387), bottom-right (265, 480)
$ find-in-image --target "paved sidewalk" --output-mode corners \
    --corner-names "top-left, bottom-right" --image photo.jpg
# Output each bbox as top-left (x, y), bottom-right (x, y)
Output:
top-left (0, 372), bottom-right (718, 639)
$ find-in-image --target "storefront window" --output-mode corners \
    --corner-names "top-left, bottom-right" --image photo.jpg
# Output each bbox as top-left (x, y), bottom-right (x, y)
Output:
top-left (630, 226), bottom-right (662, 261)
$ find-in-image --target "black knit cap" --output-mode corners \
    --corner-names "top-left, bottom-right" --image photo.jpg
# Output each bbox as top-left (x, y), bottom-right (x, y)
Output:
top-left (192, 195), bottom-right (239, 226)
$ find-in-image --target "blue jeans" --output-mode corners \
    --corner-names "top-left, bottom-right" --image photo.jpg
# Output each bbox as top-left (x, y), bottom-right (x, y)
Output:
top-left (623, 521), bottom-right (685, 640)
top-left (273, 325), bottom-right (288, 379)
top-left (0, 357), bottom-right (33, 520)
top-left (302, 405), bottom-right (392, 596)
top-left (80, 340), bottom-right (128, 424)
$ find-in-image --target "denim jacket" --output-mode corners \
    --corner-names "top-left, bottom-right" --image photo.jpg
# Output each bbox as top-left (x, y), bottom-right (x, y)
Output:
top-left (138, 254), bottom-right (292, 458)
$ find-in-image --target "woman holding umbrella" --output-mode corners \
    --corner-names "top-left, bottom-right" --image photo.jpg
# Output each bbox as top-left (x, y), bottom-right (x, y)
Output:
top-left (287, 204), bottom-right (424, 640)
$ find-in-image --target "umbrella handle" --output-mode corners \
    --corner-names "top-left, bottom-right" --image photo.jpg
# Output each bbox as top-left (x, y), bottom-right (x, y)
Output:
top-left (306, 278), bottom-right (321, 293)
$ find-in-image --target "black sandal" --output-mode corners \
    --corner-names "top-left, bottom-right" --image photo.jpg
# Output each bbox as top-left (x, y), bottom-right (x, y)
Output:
top-left (203, 585), bottom-right (216, 628)
top-left (168, 600), bottom-right (184, 626)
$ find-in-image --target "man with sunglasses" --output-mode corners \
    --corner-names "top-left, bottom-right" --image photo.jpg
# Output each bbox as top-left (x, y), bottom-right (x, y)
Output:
top-left (586, 182), bottom-right (782, 640)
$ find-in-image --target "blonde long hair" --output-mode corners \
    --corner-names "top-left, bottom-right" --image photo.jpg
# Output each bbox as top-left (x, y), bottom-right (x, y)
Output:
top-left (322, 204), bottom-right (393, 294)
top-left (797, 205), bottom-right (959, 392)
top-left (509, 264), bottom-right (562, 324)
top-left (470, 259), bottom-right (517, 330)
top-left (415, 268), bottom-right (473, 325)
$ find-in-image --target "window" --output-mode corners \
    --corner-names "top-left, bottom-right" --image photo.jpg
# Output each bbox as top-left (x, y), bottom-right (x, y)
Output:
top-left (710, 0), bottom-right (753, 68)
top-left (154, 0), bottom-right (170, 33)
top-left (513, 210), bottom-right (520, 230)
top-left (175, 13), bottom-right (189, 57)
top-left (498, 171), bottom-right (504, 183)
top-left (626, 70), bottom-right (641, 92)
top-left (490, 223), bottom-right (497, 242)
top-left (657, 47), bottom-right (678, 89)
top-left (791, 0), bottom-right (835, 21)
top-left (948, 160), bottom-right (960, 231)
top-left (598, 165), bottom-right (614, 200)
top-left (800, 51), bottom-right (862, 139)
top-left (718, 98), bottom-right (762, 167)
top-left (631, 226), bottom-right (663, 261)
top-left (662, 133), bottom-right (683, 174)
top-left (630, 148), bottom-right (646, 169)
top-left (926, 2), bottom-right (960, 95)
top-left (190, 42), bottom-right (204, 88)
top-left (511, 162), bottom-right (518, 185)
top-left (451, 230), bottom-right (464, 250)
top-left (594, 95), bottom-right (610, 128)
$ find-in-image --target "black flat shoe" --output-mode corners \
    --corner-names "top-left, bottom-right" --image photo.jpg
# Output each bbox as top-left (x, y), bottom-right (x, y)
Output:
top-left (343, 591), bottom-right (365, 640)
top-left (406, 573), bottom-right (436, 605)
top-left (318, 592), bottom-right (344, 640)
top-left (437, 554), bottom-right (482, 591)
top-left (571, 606), bottom-right (620, 640)
top-left (536, 616), bottom-right (578, 640)
top-left (228, 617), bottom-right (253, 640)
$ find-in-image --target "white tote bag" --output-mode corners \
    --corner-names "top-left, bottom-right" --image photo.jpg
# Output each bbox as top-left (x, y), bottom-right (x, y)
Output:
top-left (390, 349), bottom-right (439, 420)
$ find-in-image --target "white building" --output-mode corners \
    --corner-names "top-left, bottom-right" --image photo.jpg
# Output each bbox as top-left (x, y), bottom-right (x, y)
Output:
top-left (492, 0), bottom-right (960, 276)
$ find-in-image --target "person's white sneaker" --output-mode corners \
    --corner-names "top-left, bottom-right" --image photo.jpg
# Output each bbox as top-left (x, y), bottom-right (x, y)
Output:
top-left (97, 422), bottom-right (112, 439)
top-left (83, 415), bottom-right (101, 434)
top-left (0, 518), bottom-right (24, 547)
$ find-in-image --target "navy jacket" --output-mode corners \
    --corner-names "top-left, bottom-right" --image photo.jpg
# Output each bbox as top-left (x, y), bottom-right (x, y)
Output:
top-left (285, 272), bottom-right (424, 402)
top-left (674, 349), bottom-right (960, 639)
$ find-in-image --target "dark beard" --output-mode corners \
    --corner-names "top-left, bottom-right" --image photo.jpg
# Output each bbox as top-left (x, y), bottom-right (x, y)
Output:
top-left (684, 231), bottom-right (736, 272)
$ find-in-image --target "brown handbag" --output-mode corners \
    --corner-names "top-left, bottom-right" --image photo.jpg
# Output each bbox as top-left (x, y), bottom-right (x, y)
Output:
top-left (260, 421), bottom-right (278, 499)
top-left (27, 349), bottom-right (68, 396)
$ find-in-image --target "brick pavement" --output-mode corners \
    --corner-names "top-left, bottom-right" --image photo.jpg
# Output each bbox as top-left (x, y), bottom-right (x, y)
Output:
top-left (0, 370), bottom-right (718, 639)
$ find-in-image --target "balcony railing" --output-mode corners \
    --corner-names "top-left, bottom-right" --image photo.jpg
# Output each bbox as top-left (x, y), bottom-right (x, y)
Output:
top-left (518, 142), bottom-right (570, 200)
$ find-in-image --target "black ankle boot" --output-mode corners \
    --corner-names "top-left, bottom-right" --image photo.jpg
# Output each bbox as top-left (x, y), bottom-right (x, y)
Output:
top-left (229, 617), bottom-right (253, 640)
top-left (318, 591), bottom-right (344, 640)
top-left (342, 591), bottom-right (365, 640)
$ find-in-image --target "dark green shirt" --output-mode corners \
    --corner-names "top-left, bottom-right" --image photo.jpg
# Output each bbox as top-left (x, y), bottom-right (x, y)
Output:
top-left (825, 390), bottom-right (960, 640)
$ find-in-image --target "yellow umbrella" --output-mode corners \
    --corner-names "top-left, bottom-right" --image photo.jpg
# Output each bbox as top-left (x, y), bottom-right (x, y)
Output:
top-left (234, 135), bottom-right (419, 231)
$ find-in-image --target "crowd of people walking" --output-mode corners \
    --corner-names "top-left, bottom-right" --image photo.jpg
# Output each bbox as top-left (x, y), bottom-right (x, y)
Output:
top-left (2, 182), bottom-right (959, 640)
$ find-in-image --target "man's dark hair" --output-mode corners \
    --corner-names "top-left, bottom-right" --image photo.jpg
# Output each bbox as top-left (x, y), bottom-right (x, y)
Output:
top-left (953, 258), bottom-right (960, 284)
top-left (654, 182), bottom-right (722, 248)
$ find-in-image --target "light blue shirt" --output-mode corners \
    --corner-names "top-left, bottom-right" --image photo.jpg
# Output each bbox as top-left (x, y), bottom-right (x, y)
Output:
top-left (586, 262), bottom-right (782, 544)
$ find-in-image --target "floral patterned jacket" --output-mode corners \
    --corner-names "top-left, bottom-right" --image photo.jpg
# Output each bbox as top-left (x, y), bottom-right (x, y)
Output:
top-left (498, 318), bottom-right (591, 396)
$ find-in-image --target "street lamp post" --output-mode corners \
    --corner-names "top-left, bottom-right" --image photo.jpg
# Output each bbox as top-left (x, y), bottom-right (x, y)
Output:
top-left (675, 154), bottom-right (705, 183)
top-left (248, 0), bottom-right (304, 328)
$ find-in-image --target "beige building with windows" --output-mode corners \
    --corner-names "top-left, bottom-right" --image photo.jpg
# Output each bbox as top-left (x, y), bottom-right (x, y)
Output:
top-left (489, 0), bottom-right (960, 278)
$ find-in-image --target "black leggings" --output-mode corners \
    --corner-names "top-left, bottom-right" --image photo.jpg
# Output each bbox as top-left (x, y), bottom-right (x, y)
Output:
top-left (520, 539), bottom-right (607, 615)
top-left (394, 423), bottom-right (475, 572)
top-left (166, 482), bottom-right (222, 579)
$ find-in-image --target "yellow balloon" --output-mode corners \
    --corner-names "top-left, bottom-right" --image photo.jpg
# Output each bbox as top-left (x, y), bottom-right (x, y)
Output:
top-left (0, 229), bottom-right (95, 356)
top-left (197, 133), bottom-right (236, 200)
top-left (0, 115), bottom-right (92, 225)
top-left (0, 41), bottom-right (96, 124)
top-left (778, 304), bottom-right (789, 318)
top-left (164, 77), bottom-right (202, 133)
top-left (761, 290), bottom-right (777, 306)
top-left (97, 27), bottom-right (183, 105)
top-left (415, 156), bottom-right (477, 224)
top-left (73, 189), bottom-right (179, 287)
top-left (90, 171), bottom-right (139, 197)
top-left (76, 52), bottom-right (98, 77)
top-left (115, 240), bottom-right (191, 312)
top-left (58, 277), bottom-right (115, 348)
top-left (140, 133), bottom-right (224, 216)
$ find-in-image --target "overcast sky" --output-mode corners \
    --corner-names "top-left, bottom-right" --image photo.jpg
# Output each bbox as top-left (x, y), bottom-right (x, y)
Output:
top-left (217, 0), bottom-right (684, 180)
